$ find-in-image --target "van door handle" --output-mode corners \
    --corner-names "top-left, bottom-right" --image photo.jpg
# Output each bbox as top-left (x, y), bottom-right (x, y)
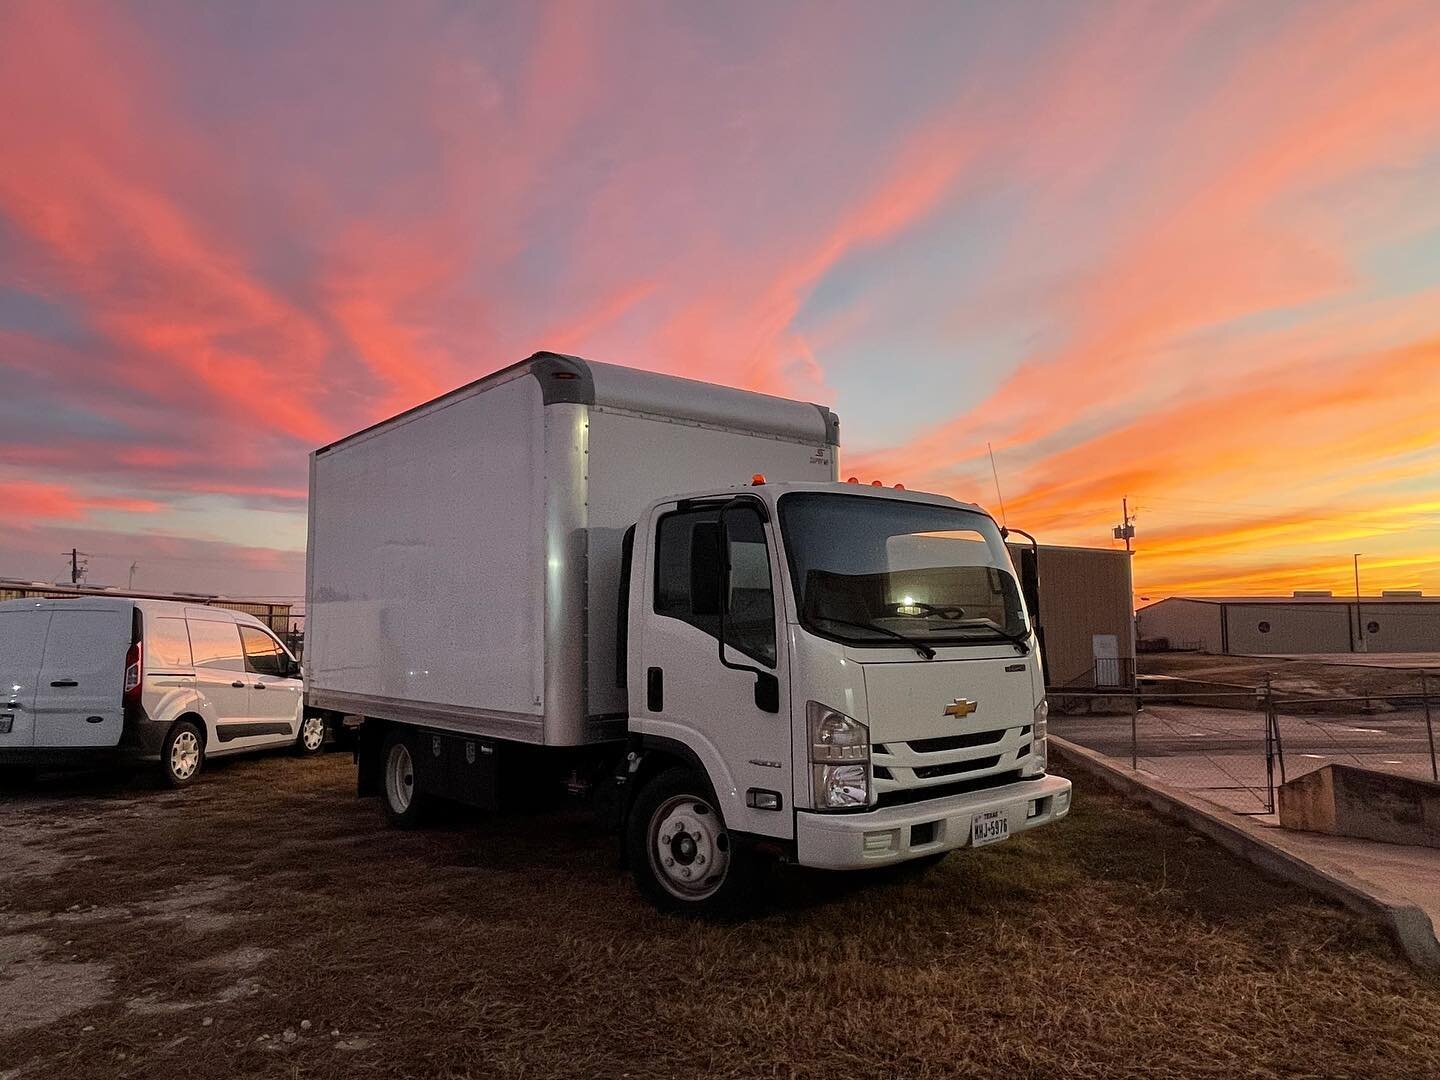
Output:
top-left (254, 683), bottom-right (266, 690)
top-left (50, 679), bottom-right (78, 687)
top-left (231, 680), bottom-right (246, 689)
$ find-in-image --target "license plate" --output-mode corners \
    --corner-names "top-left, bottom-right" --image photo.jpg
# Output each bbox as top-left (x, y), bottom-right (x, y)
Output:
top-left (970, 809), bottom-right (1008, 847)
top-left (0, 714), bottom-right (12, 735)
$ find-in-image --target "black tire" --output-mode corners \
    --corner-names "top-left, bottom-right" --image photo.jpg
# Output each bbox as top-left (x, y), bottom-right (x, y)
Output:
top-left (380, 728), bottom-right (428, 828)
top-left (161, 720), bottom-right (204, 788)
top-left (295, 713), bottom-right (327, 756)
top-left (626, 767), bottom-right (763, 915)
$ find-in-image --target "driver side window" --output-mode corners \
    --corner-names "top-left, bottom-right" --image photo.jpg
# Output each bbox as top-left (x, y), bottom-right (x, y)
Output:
top-left (653, 505), bottom-right (777, 668)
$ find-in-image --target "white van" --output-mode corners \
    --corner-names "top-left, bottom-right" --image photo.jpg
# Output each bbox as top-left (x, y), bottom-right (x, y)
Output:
top-left (0, 596), bottom-right (322, 786)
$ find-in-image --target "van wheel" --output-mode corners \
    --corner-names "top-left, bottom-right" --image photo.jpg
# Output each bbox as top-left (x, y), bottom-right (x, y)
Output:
top-left (627, 767), bottom-right (761, 915)
top-left (295, 715), bottom-right (327, 756)
top-left (381, 729), bottom-right (427, 827)
top-left (162, 721), bottom-right (204, 787)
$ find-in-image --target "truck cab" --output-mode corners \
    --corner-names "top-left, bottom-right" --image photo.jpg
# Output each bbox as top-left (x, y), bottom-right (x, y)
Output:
top-left (620, 478), bottom-right (1071, 910)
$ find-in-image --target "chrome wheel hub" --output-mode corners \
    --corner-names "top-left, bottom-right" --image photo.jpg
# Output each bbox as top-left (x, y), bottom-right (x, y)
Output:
top-left (385, 742), bottom-right (414, 815)
top-left (649, 795), bottom-right (730, 900)
top-left (301, 716), bottom-right (325, 751)
top-left (170, 730), bottom-right (200, 780)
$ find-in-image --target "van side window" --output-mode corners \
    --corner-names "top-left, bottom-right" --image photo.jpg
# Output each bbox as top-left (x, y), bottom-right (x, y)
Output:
top-left (146, 617), bottom-right (193, 670)
top-left (653, 505), bottom-right (776, 668)
top-left (240, 627), bottom-right (289, 678)
top-left (187, 620), bottom-right (245, 671)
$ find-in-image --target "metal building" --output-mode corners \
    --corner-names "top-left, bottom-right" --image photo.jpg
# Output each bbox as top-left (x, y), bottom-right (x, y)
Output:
top-left (0, 578), bottom-right (294, 638)
top-left (1137, 592), bottom-right (1440, 655)
top-left (1009, 543), bottom-right (1135, 688)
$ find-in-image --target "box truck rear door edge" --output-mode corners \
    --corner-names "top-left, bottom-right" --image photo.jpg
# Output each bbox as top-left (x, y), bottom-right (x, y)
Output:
top-left (0, 606), bottom-right (50, 748)
top-left (33, 605), bottom-right (129, 749)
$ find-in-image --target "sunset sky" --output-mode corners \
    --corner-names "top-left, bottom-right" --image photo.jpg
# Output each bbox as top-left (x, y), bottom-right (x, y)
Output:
top-left (2, 0), bottom-right (1438, 603)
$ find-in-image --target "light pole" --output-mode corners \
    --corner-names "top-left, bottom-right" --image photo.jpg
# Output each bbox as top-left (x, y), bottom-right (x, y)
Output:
top-left (1353, 553), bottom-right (1366, 654)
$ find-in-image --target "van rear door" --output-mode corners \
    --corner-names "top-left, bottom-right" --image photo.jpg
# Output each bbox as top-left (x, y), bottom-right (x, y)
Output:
top-left (0, 606), bottom-right (51, 748)
top-left (34, 604), bottom-right (130, 749)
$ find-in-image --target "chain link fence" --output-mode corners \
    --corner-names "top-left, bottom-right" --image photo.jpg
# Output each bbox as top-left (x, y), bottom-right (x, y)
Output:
top-left (1050, 668), bottom-right (1439, 815)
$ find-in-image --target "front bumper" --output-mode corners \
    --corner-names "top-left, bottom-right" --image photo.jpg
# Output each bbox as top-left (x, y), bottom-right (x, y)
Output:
top-left (795, 773), bottom-right (1072, 870)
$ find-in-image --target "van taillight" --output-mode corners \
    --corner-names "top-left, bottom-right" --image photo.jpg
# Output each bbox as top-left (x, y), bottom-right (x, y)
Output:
top-left (123, 640), bottom-right (143, 703)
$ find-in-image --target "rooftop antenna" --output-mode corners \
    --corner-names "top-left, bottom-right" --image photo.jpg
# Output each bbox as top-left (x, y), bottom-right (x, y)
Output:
top-left (987, 442), bottom-right (1008, 527)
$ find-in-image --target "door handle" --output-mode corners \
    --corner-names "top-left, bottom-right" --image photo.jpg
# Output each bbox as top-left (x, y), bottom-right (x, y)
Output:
top-left (50, 679), bottom-right (78, 688)
top-left (646, 667), bottom-right (664, 712)
top-left (254, 683), bottom-right (266, 690)
top-left (231, 680), bottom-right (246, 689)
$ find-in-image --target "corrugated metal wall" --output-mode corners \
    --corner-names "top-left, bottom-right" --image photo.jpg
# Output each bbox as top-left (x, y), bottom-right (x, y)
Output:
top-left (1016, 546), bottom-right (1134, 687)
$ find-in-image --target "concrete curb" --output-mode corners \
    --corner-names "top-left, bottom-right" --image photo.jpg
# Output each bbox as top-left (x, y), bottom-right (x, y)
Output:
top-left (1051, 736), bottom-right (1440, 972)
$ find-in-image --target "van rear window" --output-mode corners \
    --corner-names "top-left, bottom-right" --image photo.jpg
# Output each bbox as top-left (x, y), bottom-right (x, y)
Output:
top-left (147, 616), bottom-right (193, 669)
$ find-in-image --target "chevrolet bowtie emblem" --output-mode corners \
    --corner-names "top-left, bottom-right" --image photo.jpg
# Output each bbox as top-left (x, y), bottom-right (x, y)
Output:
top-left (944, 699), bottom-right (978, 718)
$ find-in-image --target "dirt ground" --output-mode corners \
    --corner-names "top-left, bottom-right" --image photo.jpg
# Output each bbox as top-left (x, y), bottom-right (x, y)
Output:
top-left (2, 752), bottom-right (1439, 1080)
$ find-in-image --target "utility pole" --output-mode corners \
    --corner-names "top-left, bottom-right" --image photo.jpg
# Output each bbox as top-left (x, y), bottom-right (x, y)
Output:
top-left (65, 548), bottom-right (90, 586)
top-left (1113, 498), bottom-right (1135, 553)
top-left (1353, 553), bottom-right (1366, 654)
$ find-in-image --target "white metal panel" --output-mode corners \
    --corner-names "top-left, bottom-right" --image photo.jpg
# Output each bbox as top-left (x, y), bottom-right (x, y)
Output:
top-left (586, 361), bottom-right (832, 444)
top-left (584, 407), bottom-right (836, 715)
top-left (307, 374), bottom-right (546, 722)
top-left (0, 605), bottom-right (50, 747)
top-left (34, 605), bottom-right (129, 748)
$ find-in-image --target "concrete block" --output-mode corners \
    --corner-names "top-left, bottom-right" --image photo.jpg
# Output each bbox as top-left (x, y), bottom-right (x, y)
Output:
top-left (1279, 764), bottom-right (1440, 848)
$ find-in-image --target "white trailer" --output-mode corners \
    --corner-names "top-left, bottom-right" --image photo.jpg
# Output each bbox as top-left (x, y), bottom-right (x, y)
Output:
top-left (307, 352), bottom-right (1070, 911)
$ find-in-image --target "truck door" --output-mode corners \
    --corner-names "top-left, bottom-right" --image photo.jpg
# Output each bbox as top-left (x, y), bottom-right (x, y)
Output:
top-left (638, 499), bottom-right (792, 840)
top-left (34, 605), bottom-right (129, 748)
top-left (0, 607), bottom-right (50, 748)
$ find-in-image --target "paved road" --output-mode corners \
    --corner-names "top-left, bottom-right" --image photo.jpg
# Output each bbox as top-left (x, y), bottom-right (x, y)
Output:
top-left (1055, 704), bottom-right (1438, 812)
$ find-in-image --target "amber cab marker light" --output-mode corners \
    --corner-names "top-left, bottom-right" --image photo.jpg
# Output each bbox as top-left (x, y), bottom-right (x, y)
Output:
top-left (846, 476), bottom-right (859, 483)
top-left (870, 479), bottom-right (883, 487)
top-left (894, 483), bottom-right (905, 490)
top-left (751, 473), bottom-right (767, 485)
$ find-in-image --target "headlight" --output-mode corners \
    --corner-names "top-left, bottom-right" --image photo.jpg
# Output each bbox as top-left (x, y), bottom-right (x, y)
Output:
top-left (807, 701), bottom-right (870, 807)
top-left (812, 764), bottom-right (868, 808)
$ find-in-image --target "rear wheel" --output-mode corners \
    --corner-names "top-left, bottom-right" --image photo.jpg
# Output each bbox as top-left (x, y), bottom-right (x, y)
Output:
top-left (162, 720), bottom-right (204, 787)
top-left (295, 714), bottom-right (326, 756)
top-left (627, 767), bottom-right (762, 914)
top-left (381, 729), bottom-right (427, 827)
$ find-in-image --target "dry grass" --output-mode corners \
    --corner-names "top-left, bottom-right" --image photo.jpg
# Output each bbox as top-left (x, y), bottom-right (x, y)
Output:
top-left (2, 752), bottom-right (1438, 1080)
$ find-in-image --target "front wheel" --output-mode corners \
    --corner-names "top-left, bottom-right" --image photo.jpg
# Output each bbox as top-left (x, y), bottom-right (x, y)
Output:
top-left (295, 714), bottom-right (326, 756)
top-left (626, 767), bottom-right (762, 914)
top-left (162, 720), bottom-right (204, 787)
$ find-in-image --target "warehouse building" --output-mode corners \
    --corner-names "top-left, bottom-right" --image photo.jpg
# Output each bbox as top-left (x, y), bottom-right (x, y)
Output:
top-left (1137, 592), bottom-right (1440, 655)
top-left (1009, 543), bottom-right (1134, 688)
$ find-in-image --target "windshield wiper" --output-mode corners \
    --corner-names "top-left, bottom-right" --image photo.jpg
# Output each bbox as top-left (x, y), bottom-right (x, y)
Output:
top-left (928, 618), bottom-right (1031, 654)
top-left (811, 615), bottom-right (936, 660)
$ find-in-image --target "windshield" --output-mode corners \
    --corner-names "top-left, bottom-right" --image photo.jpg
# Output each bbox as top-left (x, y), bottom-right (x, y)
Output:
top-left (778, 492), bottom-right (1029, 649)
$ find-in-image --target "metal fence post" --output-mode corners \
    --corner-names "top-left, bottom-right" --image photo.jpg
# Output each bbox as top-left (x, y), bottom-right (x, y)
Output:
top-left (1423, 671), bottom-right (1438, 783)
top-left (1261, 674), bottom-right (1277, 814)
top-left (1130, 683), bottom-right (1139, 771)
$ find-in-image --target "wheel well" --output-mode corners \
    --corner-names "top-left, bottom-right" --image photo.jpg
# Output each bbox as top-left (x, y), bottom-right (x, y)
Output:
top-left (171, 713), bottom-right (206, 747)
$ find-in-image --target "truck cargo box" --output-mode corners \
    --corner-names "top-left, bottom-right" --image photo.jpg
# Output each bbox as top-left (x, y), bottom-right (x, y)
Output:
top-left (305, 352), bottom-right (838, 747)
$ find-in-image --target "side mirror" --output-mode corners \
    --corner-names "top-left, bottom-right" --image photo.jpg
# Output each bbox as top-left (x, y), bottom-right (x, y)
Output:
top-left (690, 521), bottom-right (725, 616)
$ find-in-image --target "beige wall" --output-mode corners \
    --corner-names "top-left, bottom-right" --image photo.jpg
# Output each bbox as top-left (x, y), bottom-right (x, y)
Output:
top-left (1028, 546), bottom-right (1133, 687)
top-left (1354, 605), bottom-right (1440, 653)
top-left (1225, 603), bottom-right (1352, 654)
top-left (1137, 599), bottom-right (1224, 653)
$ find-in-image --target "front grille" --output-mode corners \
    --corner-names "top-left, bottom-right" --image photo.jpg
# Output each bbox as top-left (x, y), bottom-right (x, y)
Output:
top-left (906, 730), bottom-right (1007, 754)
top-left (912, 755), bottom-right (1001, 779)
top-left (875, 769), bottom-right (1031, 809)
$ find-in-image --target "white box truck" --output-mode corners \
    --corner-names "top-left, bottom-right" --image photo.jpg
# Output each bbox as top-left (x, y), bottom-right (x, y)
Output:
top-left (306, 352), bottom-right (1070, 911)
